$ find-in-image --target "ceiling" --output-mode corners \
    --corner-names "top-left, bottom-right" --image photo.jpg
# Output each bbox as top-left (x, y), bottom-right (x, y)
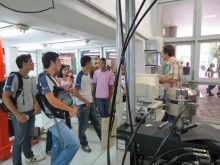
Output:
top-left (0, 0), bottom-right (117, 50)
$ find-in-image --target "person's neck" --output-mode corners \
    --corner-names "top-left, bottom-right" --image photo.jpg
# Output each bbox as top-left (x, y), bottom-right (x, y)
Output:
top-left (46, 68), bottom-right (56, 77)
top-left (18, 69), bottom-right (29, 78)
top-left (100, 68), bottom-right (106, 72)
top-left (167, 56), bottom-right (172, 61)
top-left (82, 67), bottom-right (90, 74)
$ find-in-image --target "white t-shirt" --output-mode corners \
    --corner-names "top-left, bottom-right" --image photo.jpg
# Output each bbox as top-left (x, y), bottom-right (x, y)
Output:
top-left (4, 73), bottom-right (33, 112)
top-left (75, 71), bottom-right (93, 105)
top-left (38, 72), bottom-right (61, 129)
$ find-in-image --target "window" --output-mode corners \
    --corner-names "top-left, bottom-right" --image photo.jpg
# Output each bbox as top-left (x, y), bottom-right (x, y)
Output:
top-left (201, 0), bottom-right (220, 35)
top-left (161, 1), bottom-right (194, 38)
top-left (199, 42), bottom-right (220, 78)
top-left (105, 48), bottom-right (117, 73)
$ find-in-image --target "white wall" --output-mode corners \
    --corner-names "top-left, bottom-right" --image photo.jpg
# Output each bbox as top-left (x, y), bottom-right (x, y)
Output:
top-left (90, 0), bottom-right (153, 39)
top-left (135, 41), bottom-right (146, 74)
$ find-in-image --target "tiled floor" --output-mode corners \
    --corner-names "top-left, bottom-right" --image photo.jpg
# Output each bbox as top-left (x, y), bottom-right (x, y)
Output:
top-left (0, 116), bottom-right (118, 165)
top-left (197, 85), bottom-right (220, 120)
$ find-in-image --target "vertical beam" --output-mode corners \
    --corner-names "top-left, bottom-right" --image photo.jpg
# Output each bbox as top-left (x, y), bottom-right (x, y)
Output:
top-left (125, 0), bottom-right (136, 125)
top-left (116, 0), bottom-right (124, 127)
top-left (116, 0), bottom-right (122, 93)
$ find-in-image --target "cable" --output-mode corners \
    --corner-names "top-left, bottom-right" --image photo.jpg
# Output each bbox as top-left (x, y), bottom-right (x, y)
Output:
top-left (120, 0), bottom-right (158, 60)
top-left (168, 152), bottom-right (210, 165)
top-left (0, 0), bottom-right (54, 13)
top-left (107, 1), bottom-right (158, 164)
top-left (154, 148), bottom-right (185, 161)
top-left (149, 104), bottom-right (193, 165)
top-left (154, 147), bottom-right (208, 162)
top-left (122, 108), bottom-right (156, 165)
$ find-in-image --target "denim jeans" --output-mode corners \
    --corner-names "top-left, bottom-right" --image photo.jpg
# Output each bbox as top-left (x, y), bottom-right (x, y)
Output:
top-left (207, 85), bottom-right (216, 94)
top-left (78, 103), bottom-right (101, 146)
top-left (10, 110), bottom-right (35, 165)
top-left (48, 121), bottom-right (79, 165)
top-left (164, 91), bottom-right (176, 123)
top-left (95, 98), bottom-right (109, 118)
top-left (46, 130), bottom-right (52, 153)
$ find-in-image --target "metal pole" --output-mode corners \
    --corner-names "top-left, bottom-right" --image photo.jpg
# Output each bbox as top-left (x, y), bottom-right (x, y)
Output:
top-left (116, 0), bottom-right (122, 93)
top-left (125, 0), bottom-right (136, 125)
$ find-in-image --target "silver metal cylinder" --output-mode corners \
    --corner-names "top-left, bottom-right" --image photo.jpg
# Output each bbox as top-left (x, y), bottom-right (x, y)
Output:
top-left (166, 88), bottom-right (197, 118)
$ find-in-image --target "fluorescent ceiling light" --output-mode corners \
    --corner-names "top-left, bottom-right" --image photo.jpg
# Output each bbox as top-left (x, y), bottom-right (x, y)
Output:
top-left (109, 56), bottom-right (116, 58)
top-left (84, 53), bottom-right (100, 55)
top-left (0, 24), bottom-right (29, 37)
top-left (0, 22), bottom-right (11, 28)
top-left (106, 49), bottom-right (116, 52)
top-left (204, 14), bottom-right (216, 19)
top-left (18, 45), bottom-right (44, 51)
top-left (109, 53), bottom-right (117, 56)
top-left (90, 50), bottom-right (100, 52)
top-left (49, 41), bottom-right (86, 48)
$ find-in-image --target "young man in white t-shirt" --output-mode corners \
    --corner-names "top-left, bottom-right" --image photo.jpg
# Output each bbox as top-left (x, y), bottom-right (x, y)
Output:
top-left (3, 54), bottom-right (45, 164)
top-left (74, 55), bottom-right (101, 153)
top-left (39, 52), bottom-right (79, 164)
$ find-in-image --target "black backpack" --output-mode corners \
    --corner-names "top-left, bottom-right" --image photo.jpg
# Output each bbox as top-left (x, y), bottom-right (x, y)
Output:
top-left (36, 72), bottom-right (72, 119)
top-left (0, 72), bottom-right (23, 113)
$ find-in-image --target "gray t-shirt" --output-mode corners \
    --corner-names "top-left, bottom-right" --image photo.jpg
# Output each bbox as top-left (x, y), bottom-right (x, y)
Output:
top-left (75, 71), bottom-right (93, 105)
top-left (4, 73), bottom-right (33, 112)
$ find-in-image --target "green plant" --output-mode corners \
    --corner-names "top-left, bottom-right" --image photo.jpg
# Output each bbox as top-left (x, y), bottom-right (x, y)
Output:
top-left (210, 42), bottom-right (220, 65)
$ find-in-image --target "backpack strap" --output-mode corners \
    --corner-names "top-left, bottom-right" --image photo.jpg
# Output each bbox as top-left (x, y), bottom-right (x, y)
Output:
top-left (45, 73), bottom-right (57, 87)
top-left (10, 72), bottom-right (23, 100)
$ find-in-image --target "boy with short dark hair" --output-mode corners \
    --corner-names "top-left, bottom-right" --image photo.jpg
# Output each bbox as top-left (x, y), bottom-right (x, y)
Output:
top-left (3, 54), bottom-right (45, 165)
top-left (74, 55), bottom-right (101, 153)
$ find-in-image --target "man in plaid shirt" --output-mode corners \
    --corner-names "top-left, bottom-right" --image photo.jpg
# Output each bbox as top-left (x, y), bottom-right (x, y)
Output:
top-left (159, 45), bottom-right (183, 123)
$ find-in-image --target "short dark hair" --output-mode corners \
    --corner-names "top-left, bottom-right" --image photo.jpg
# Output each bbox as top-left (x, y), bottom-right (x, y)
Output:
top-left (42, 52), bottom-right (59, 69)
top-left (100, 57), bottom-right (106, 61)
top-left (81, 55), bottom-right (91, 67)
top-left (58, 64), bottom-right (67, 78)
top-left (16, 54), bottom-right (31, 69)
top-left (163, 45), bottom-right (175, 57)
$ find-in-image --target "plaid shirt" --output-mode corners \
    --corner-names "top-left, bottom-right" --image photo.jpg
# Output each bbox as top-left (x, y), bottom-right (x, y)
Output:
top-left (164, 57), bottom-right (183, 90)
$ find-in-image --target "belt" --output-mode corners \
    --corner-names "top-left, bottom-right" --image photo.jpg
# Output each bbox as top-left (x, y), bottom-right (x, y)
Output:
top-left (79, 104), bottom-right (86, 107)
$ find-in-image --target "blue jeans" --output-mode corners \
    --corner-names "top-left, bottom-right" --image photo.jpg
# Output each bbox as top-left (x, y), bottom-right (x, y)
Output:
top-left (164, 91), bottom-right (176, 123)
top-left (48, 121), bottom-right (79, 165)
top-left (10, 110), bottom-right (35, 165)
top-left (207, 85), bottom-right (216, 94)
top-left (95, 98), bottom-right (109, 118)
top-left (78, 103), bottom-right (101, 146)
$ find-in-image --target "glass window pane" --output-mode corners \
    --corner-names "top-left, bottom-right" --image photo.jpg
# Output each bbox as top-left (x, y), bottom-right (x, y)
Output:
top-left (199, 42), bottom-right (220, 78)
top-left (105, 49), bottom-right (117, 73)
top-left (201, 0), bottom-right (220, 35)
top-left (161, 1), bottom-right (193, 38)
top-left (175, 45), bottom-right (191, 82)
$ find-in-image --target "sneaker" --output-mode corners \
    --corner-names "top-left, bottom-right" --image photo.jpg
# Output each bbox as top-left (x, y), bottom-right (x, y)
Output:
top-left (46, 151), bottom-right (52, 156)
top-left (209, 93), bottom-right (214, 96)
top-left (26, 155), bottom-right (46, 163)
top-left (81, 145), bottom-right (91, 153)
top-left (206, 88), bottom-right (209, 93)
top-left (217, 92), bottom-right (220, 95)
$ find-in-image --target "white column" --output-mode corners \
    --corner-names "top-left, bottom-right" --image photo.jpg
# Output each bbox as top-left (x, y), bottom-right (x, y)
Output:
top-left (4, 47), bottom-right (18, 76)
top-left (135, 41), bottom-right (145, 74)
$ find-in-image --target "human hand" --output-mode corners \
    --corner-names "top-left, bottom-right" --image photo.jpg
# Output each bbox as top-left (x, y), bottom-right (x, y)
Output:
top-left (69, 106), bottom-right (78, 117)
top-left (85, 100), bottom-right (90, 108)
top-left (33, 103), bottom-right (38, 115)
top-left (16, 112), bottom-right (28, 123)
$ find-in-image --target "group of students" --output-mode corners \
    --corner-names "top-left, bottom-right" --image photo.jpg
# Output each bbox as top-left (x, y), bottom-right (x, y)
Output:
top-left (2, 52), bottom-right (114, 165)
